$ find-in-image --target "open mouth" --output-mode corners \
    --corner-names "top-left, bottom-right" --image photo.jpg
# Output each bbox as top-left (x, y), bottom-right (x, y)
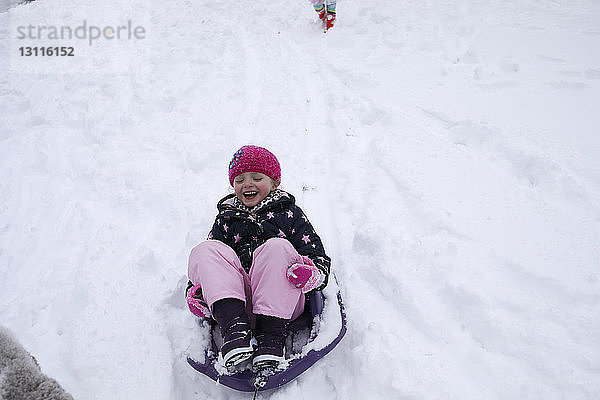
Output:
top-left (243, 191), bottom-right (258, 201)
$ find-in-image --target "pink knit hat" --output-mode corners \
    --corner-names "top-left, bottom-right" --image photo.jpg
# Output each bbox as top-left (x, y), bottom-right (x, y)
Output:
top-left (228, 145), bottom-right (281, 186)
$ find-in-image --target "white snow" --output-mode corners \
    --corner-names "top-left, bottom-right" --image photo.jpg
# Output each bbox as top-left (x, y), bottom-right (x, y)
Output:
top-left (1, 0), bottom-right (600, 399)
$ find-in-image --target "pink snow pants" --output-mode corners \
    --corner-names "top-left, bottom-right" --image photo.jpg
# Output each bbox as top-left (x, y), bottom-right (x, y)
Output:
top-left (188, 238), bottom-right (306, 321)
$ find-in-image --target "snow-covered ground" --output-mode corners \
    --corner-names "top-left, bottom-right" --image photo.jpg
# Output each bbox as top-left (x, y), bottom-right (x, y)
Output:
top-left (1, 0), bottom-right (600, 399)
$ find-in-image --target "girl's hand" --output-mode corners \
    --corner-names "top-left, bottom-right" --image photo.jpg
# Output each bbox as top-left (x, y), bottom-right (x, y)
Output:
top-left (186, 285), bottom-right (212, 318)
top-left (287, 256), bottom-right (324, 293)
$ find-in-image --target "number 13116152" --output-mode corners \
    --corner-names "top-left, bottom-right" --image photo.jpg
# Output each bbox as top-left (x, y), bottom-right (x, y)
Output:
top-left (19, 47), bottom-right (75, 56)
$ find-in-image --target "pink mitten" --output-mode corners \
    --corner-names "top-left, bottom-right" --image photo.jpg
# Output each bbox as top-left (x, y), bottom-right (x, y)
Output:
top-left (287, 256), bottom-right (324, 293)
top-left (186, 285), bottom-right (212, 318)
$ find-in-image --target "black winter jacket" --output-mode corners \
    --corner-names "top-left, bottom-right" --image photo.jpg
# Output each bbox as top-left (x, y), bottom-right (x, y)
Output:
top-left (206, 189), bottom-right (330, 290)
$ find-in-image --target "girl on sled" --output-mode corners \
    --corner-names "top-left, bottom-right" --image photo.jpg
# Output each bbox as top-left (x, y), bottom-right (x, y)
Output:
top-left (185, 145), bottom-right (331, 376)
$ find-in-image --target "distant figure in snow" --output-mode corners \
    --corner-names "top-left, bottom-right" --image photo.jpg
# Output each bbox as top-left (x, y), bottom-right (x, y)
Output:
top-left (185, 145), bottom-right (331, 377)
top-left (312, 0), bottom-right (336, 31)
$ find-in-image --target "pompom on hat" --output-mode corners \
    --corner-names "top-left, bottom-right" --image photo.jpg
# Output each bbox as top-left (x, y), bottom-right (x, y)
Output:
top-left (228, 145), bottom-right (281, 186)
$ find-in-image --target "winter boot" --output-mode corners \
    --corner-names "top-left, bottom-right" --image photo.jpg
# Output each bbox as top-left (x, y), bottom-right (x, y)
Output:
top-left (313, 3), bottom-right (326, 21)
top-left (252, 314), bottom-right (288, 371)
top-left (212, 299), bottom-right (254, 369)
top-left (325, 3), bottom-right (336, 31)
top-left (325, 12), bottom-right (336, 31)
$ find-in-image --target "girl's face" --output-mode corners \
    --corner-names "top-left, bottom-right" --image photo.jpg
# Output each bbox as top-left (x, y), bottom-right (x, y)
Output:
top-left (233, 172), bottom-right (278, 208)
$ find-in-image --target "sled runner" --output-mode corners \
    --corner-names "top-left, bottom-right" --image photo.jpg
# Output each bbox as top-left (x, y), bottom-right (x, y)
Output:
top-left (187, 279), bottom-right (347, 392)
